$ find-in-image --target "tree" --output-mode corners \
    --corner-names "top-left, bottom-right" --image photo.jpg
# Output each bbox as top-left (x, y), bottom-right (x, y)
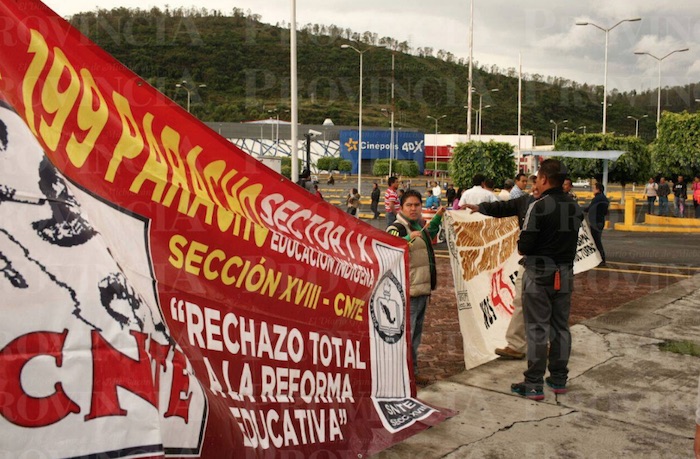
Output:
top-left (555, 132), bottom-right (652, 202)
top-left (449, 141), bottom-right (516, 189)
top-left (651, 111), bottom-right (700, 179)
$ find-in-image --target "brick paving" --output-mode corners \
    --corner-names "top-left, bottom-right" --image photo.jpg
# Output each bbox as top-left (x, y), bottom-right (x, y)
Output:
top-left (416, 257), bottom-right (685, 385)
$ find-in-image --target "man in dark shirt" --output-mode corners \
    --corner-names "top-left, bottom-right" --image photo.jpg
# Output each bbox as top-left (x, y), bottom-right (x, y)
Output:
top-left (511, 159), bottom-right (583, 401)
top-left (583, 183), bottom-right (610, 266)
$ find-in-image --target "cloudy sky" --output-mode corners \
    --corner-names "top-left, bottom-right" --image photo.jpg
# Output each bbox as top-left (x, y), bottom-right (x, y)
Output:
top-left (44, 0), bottom-right (700, 94)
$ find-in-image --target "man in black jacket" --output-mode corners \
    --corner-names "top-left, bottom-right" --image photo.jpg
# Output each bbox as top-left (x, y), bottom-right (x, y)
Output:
top-left (583, 183), bottom-right (609, 266)
top-left (511, 159), bottom-right (582, 401)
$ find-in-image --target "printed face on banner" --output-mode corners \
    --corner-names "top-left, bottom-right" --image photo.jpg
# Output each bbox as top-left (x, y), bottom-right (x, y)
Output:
top-left (0, 106), bottom-right (207, 457)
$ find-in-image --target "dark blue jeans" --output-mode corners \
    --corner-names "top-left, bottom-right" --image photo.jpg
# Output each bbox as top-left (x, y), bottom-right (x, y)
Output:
top-left (409, 295), bottom-right (430, 374)
top-left (647, 196), bottom-right (656, 214)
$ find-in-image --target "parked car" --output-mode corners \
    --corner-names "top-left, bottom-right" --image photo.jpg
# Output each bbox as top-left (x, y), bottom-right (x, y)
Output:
top-left (572, 179), bottom-right (590, 189)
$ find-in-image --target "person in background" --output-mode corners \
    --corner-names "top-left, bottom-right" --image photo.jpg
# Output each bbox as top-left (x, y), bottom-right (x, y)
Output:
top-left (674, 175), bottom-right (687, 218)
top-left (499, 179), bottom-right (514, 201)
top-left (370, 182), bottom-right (381, 219)
top-left (510, 173), bottom-right (529, 199)
top-left (314, 184), bottom-right (323, 200)
top-left (452, 187), bottom-right (465, 210)
top-left (459, 173), bottom-right (499, 206)
top-left (644, 177), bottom-right (658, 215)
top-left (327, 174), bottom-right (335, 185)
top-left (583, 182), bottom-right (610, 267)
top-left (693, 175), bottom-right (700, 218)
top-left (386, 190), bottom-right (445, 382)
top-left (431, 181), bottom-right (442, 206)
top-left (384, 176), bottom-right (400, 227)
top-left (346, 188), bottom-right (360, 216)
top-left (445, 184), bottom-right (457, 206)
top-left (562, 178), bottom-right (577, 200)
top-left (658, 177), bottom-right (671, 216)
top-left (425, 190), bottom-right (439, 209)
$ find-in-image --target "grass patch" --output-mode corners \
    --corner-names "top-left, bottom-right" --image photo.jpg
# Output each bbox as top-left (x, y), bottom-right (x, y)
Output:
top-left (658, 340), bottom-right (700, 357)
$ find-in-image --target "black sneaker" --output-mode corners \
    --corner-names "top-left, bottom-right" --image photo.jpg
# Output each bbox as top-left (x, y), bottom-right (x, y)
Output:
top-left (545, 377), bottom-right (568, 394)
top-left (511, 382), bottom-right (544, 401)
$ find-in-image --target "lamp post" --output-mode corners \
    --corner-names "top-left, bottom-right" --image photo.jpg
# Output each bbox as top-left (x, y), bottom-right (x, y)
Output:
top-left (381, 49), bottom-right (397, 179)
top-left (175, 80), bottom-right (206, 113)
top-left (549, 119), bottom-right (568, 143)
top-left (627, 114), bottom-right (648, 137)
top-left (472, 88), bottom-right (499, 139)
top-left (577, 125), bottom-right (587, 134)
top-left (341, 44), bottom-right (368, 193)
top-left (634, 48), bottom-right (689, 137)
top-left (427, 115), bottom-right (446, 178)
top-left (477, 105), bottom-right (491, 138)
top-left (466, 0), bottom-right (474, 140)
top-left (576, 18), bottom-right (641, 134)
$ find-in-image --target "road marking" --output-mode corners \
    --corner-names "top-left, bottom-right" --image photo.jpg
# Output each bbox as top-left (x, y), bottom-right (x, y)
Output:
top-left (607, 261), bottom-right (700, 271)
top-left (594, 267), bottom-right (691, 278)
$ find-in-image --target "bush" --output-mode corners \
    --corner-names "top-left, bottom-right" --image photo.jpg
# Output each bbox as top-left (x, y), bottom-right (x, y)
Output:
top-left (449, 141), bottom-right (516, 189)
top-left (317, 156), bottom-right (340, 171)
top-left (395, 161), bottom-right (419, 177)
top-left (372, 159), bottom-right (391, 176)
top-left (338, 159), bottom-right (353, 173)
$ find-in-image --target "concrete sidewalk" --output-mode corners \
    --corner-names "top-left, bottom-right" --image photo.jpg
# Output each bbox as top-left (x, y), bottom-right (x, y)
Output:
top-left (378, 274), bottom-right (700, 458)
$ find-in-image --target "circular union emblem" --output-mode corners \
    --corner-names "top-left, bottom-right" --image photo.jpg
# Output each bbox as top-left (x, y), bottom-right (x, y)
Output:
top-left (369, 271), bottom-right (405, 343)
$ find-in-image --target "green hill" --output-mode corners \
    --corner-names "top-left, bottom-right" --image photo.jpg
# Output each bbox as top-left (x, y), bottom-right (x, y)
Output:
top-left (68, 7), bottom-right (699, 144)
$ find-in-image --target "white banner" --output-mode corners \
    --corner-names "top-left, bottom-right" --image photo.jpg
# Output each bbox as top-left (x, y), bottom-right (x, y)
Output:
top-left (444, 210), bottom-right (601, 370)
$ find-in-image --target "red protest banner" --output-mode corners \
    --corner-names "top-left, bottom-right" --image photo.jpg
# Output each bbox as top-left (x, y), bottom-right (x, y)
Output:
top-left (0, 1), bottom-right (452, 457)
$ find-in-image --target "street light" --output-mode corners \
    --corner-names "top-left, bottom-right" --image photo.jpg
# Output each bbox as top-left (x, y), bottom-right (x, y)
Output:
top-left (472, 88), bottom-right (499, 139)
top-left (627, 114), bottom-right (648, 137)
top-left (634, 48), bottom-right (690, 137)
top-left (576, 18), bottom-right (641, 133)
top-left (427, 115), bottom-right (446, 178)
top-left (477, 105), bottom-right (491, 138)
top-left (175, 80), bottom-right (206, 113)
top-left (550, 119), bottom-right (568, 143)
top-left (577, 125), bottom-right (587, 134)
top-left (341, 44), bottom-right (368, 193)
top-left (380, 49), bottom-right (397, 179)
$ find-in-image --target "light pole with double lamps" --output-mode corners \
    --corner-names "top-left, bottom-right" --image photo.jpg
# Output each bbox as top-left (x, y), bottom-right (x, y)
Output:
top-left (634, 48), bottom-right (689, 137)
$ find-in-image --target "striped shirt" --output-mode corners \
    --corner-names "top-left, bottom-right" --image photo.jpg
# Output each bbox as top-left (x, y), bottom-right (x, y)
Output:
top-left (384, 188), bottom-right (400, 214)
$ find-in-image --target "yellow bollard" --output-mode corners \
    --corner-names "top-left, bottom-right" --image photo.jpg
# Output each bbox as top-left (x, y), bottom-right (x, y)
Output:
top-left (624, 195), bottom-right (636, 226)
